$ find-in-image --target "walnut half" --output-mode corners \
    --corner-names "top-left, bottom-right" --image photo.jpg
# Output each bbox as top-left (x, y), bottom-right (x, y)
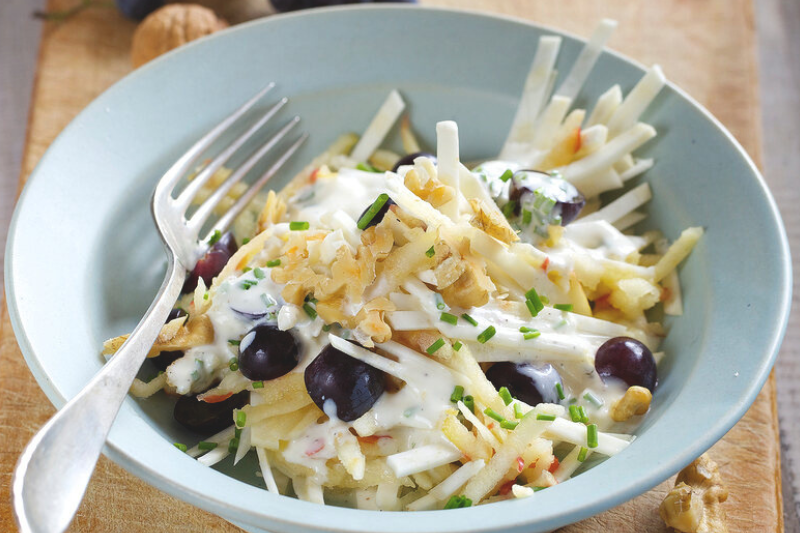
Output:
top-left (131, 4), bottom-right (228, 68)
top-left (659, 454), bottom-right (729, 533)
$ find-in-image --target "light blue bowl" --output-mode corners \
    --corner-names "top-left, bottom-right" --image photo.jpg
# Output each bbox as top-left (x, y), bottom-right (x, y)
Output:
top-left (5, 5), bottom-right (791, 533)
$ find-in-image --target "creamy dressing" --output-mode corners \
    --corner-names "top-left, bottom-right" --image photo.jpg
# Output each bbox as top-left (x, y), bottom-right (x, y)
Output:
top-left (171, 162), bottom-right (655, 490)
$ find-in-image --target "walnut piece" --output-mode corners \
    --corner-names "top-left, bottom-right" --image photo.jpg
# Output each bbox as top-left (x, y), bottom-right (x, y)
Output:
top-left (659, 454), bottom-right (729, 533)
top-left (469, 198), bottom-right (519, 244)
top-left (131, 4), bottom-right (228, 68)
top-left (610, 385), bottom-right (652, 422)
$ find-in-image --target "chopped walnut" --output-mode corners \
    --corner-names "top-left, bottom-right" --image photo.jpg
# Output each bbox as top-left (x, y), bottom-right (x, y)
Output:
top-left (131, 4), bottom-right (228, 68)
top-left (441, 256), bottom-right (493, 308)
top-left (659, 454), bottom-right (729, 533)
top-left (469, 198), bottom-right (519, 244)
top-left (103, 314), bottom-right (214, 358)
top-left (610, 385), bottom-right (652, 422)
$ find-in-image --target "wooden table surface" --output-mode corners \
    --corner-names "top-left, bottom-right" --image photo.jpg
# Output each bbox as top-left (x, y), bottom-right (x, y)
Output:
top-left (0, 0), bottom-right (787, 531)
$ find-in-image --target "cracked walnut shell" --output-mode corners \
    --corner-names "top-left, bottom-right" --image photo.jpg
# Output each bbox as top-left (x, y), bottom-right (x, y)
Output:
top-left (131, 4), bottom-right (228, 68)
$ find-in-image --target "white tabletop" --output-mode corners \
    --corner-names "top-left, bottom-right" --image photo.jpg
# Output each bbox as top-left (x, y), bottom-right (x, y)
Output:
top-left (1, 0), bottom-right (797, 529)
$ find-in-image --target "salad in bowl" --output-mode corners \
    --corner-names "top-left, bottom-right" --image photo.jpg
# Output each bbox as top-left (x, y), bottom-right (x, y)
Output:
top-left (103, 19), bottom-right (700, 511)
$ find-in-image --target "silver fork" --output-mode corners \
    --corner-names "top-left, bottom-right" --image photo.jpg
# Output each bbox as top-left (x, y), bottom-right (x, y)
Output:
top-left (12, 83), bottom-right (307, 533)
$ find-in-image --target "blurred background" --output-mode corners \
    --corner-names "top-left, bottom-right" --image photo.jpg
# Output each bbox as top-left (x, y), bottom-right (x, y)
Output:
top-left (0, 0), bottom-right (798, 530)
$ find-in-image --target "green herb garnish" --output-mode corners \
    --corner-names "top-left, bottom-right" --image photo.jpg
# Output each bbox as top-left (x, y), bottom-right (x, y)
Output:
top-left (554, 303), bottom-right (573, 312)
top-left (207, 230), bottom-right (221, 245)
top-left (303, 303), bottom-right (318, 320)
top-left (440, 312), bottom-right (459, 325)
top-left (498, 387), bottom-right (513, 406)
top-left (356, 193), bottom-right (390, 230)
top-left (425, 245), bottom-right (436, 258)
top-left (483, 407), bottom-right (504, 423)
top-left (426, 338), bottom-right (446, 354)
top-left (289, 221), bottom-right (310, 231)
top-left (450, 385), bottom-right (464, 403)
top-left (587, 424), bottom-right (599, 448)
top-left (173, 442), bottom-right (188, 452)
top-left (198, 441), bottom-right (218, 451)
top-left (266, 259), bottom-right (281, 268)
top-left (536, 413), bottom-right (556, 421)
top-left (477, 326), bottom-right (496, 344)
top-left (577, 446), bottom-right (588, 462)
top-left (461, 313), bottom-right (478, 326)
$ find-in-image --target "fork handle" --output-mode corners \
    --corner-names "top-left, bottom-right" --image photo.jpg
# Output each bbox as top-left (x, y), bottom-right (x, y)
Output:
top-left (12, 257), bottom-right (186, 533)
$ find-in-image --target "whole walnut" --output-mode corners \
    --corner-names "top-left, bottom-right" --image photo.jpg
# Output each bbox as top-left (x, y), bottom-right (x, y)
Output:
top-left (131, 4), bottom-right (228, 68)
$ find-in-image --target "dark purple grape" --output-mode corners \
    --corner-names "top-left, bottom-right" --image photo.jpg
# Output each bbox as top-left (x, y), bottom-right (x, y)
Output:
top-left (357, 197), bottom-right (396, 229)
top-left (182, 232), bottom-right (238, 293)
top-left (595, 337), bottom-right (657, 392)
top-left (238, 325), bottom-right (300, 381)
top-left (152, 308), bottom-right (187, 371)
top-left (304, 344), bottom-right (386, 422)
top-left (485, 362), bottom-right (563, 406)
top-left (173, 391), bottom-right (249, 434)
top-left (272, 0), bottom-right (416, 12)
top-left (509, 170), bottom-right (585, 225)
top-left (391, 151), bottom-right (437, 172)
top-left (115, 0), bottom-right (164, 20)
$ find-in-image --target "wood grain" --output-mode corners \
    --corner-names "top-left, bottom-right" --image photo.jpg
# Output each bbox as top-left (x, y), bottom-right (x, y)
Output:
top-left (0, 0), bottom-right (782, 531)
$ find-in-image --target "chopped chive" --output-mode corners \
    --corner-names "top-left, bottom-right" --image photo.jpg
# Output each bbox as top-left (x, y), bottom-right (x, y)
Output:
top-left (426, 338), bottom-right (446, 354)
top-left (498, 387), bottom-right (513, 406)
top-left (525, 287), bottom-right (544, 317)
top-left (228, 438), bottom-right (240, 454)
top-left (434, 293), bottom-right (446, 310)
top-left (356, 162), bottom-right (380, 173)
top-left (198, 441), bottom-right (218, 451)
top-left (514, 403), bottom-right (525, 419)
top-left (569, 404), bottom-right (582, 423)
top-left (229, 357), bottom-right (239, 371)
top-left (440, 312), bottom-right (459, 325)
top-left (463, 395), bottom-right (475, 413)
top-left (303, 303), bottom-right (318, 320)
top-left (555, 383), bottom-right (565, 401)
top-left (577, 446), bottom-right (589, 462)
top-left (173, 442), bottom-right (188, 452)
top-left (501, 201), bottom-right (517, 219)
top-left (583, 392), bottom-right (604, 408)
top-left (228, 339), bottom-right (240, 346)
top-left (500, 419), bottom-right (519, 430)
top-left (450, 385), bottom-right (465, 403)
top-left (242, 237), bottom-right (250, 245)
top-left (289, 221), bottom-right (310, 231)
top-left (499, 169), bottom-right (514, 182)
top-left (461, 313), bottom-right (478, 326)
top-left (523, 331), bottom-right (541, 340)
top-left (242, 267), bottom-right (253, 274)
top-left (519, 326), bottom-right (535, 333)
top-left (425, 245), bottom-right (436, 258)
top-left (540, 295), bottom-right (550, 304)
top-left (253, 267), bottom-right (266, 280)
top-left (483, 407), bottom-right (504, 423)
top-left (578, 405), bottom-right (589, 424)
top-left (234, 427), bottom-right (242, 440)
top-left (477, 326), bottom-right (496, 344)
top-left (207, 230), bottom-right (221, 245)
top-left (240, 280), bottom-right (258, 290)
top-left (357, 193), bottom-right (390, 230)
top-left (536, 413), bottom-right (556, 421)
top-left (443, 495), bottom-right (472, 509)
top-left (236, 411), bottom-right (247, 428)
top-left (266, 259), bottom-right (281, 268)
top-left (453, 341), bottom-right (463, 351)
top-left (203, 292), bottom-right (209, 300)
top-left (322, 324), bottom-right (332, 332)
top-left (522, 209), bottom-right (533, 225)
top-left (252, 381), bottom-right (264, 389)
top-left (554, 303), bottom-right (573, 312)
top-left (587, 424), bottom-right (599, 448)
top-left (569, 397), bottom-right (578, 404)
top-left (532, 486), bottom-right (546, 492)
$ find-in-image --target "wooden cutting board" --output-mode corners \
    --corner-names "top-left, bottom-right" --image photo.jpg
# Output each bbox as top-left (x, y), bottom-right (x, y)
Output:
top-left (0, 0), bottom-right (782, 531)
